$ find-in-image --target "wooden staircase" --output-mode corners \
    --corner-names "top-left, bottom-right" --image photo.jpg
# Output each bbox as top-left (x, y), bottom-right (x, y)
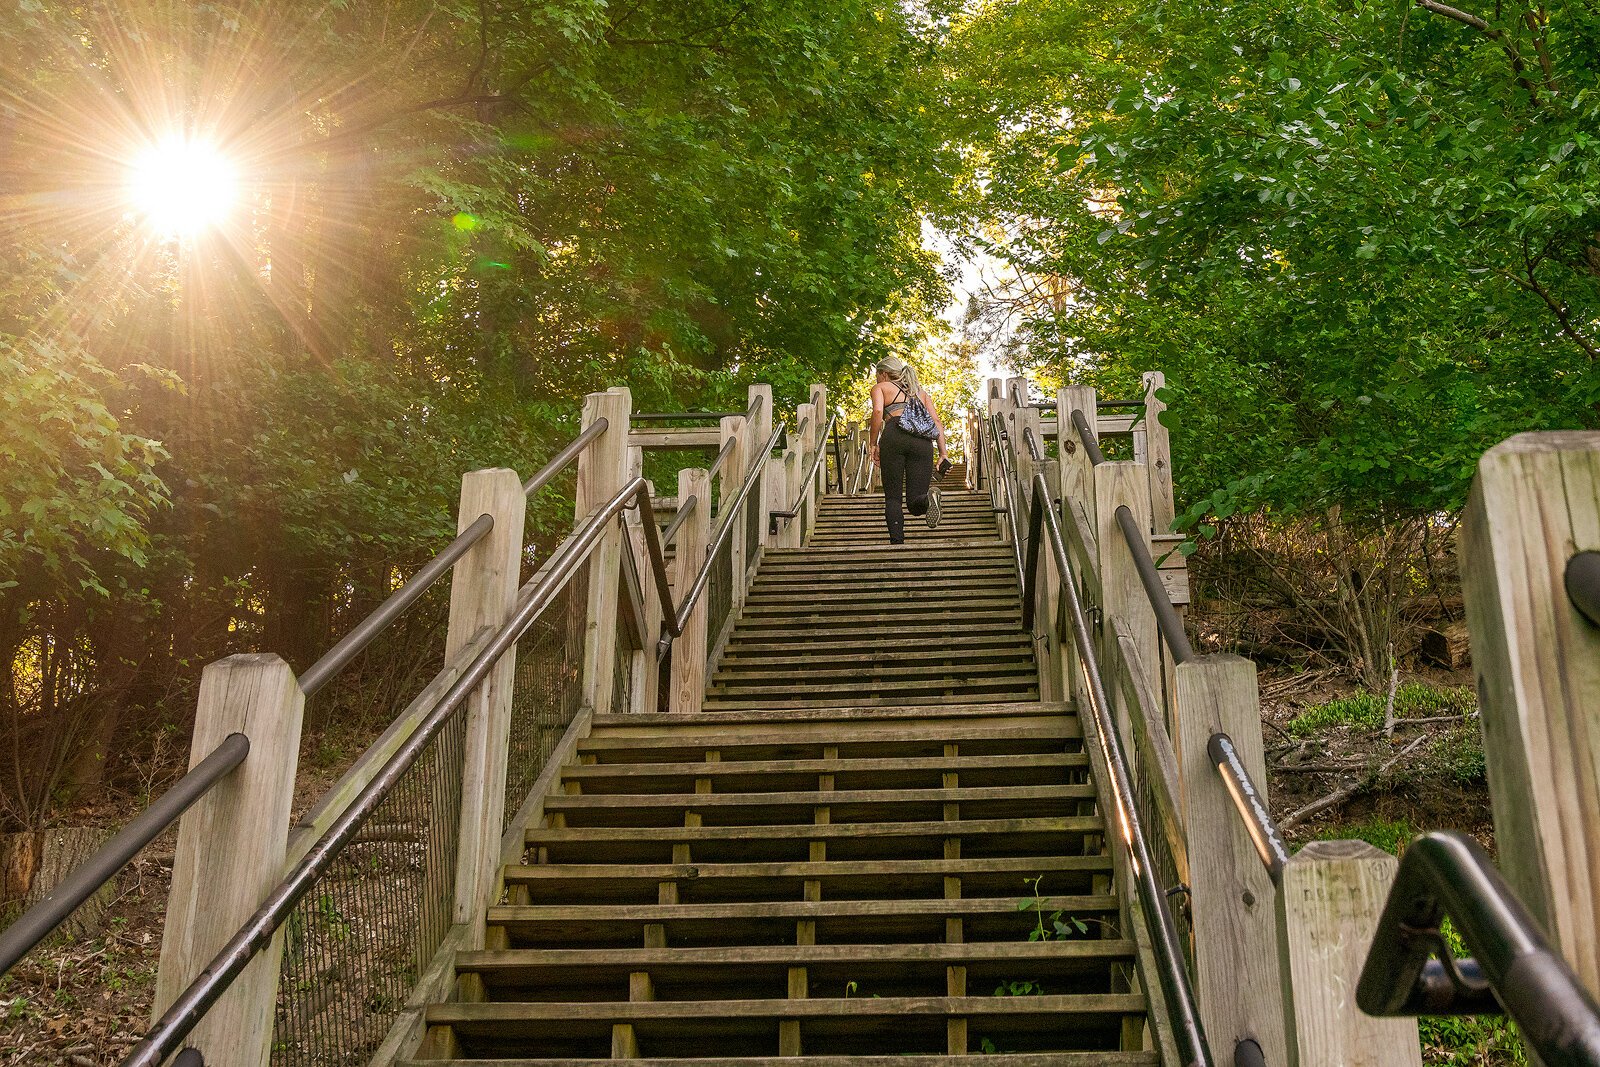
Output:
top-left (406, 484), bottom-right (1159, 1066)
top-left (704, 486), bottom-right (1039, 710)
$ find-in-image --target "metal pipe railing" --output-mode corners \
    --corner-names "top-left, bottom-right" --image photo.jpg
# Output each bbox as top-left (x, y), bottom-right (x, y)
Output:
top-left (831, 418), bottom-right (846, 493)
top-left (299, 514), bottom-right (494, 696)
top-left (1021, 469), bottom-right (1214, 1066)
top-left (660, 494), bottom-right (700, 548)
top-left (988, 414), bottom-right (1027, 585)
top-left (1207, 733), bottom-right (1290, 884)
top-left (522, 417), bottom-right (609, 496)
top-left (1566, 550), bottom-right (1600, 628)
top-left (707, 436), bottom-right (737, 484)
top-left (123, 474), bottom-right (655, 1067)
top-left (1113, 505), bottom-right (1196, 664)
top-left (1358, 831), bottom-right (1600, 1064)
top-left (1022, 423), bottom-right (1045, 461)
top-left (0, 733), bottom-right (250, 979)
top-left (768, 413), bottom-right (838, 534)
top-left (662, 423), bottom-right (784, 655)
top-left (1070, 408), bottom-right (1108, 465)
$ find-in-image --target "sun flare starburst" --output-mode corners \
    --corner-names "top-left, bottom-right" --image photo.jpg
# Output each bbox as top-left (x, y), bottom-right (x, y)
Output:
top-left (126, 136), bottom-right (239, 237)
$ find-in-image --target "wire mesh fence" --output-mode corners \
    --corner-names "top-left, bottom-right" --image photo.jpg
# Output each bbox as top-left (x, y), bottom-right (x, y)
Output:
top-left (272, 701), bottom-right (467, 1067)
top-left (504, 560), bottom-right (591, 829)
top-left (1132, 747), bottom-right (1193, 967)
top-left (744, 479), bottom-right (762, 576)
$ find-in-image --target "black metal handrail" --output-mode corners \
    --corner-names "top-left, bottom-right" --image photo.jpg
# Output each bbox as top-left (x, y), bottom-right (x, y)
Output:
top-left (1022, 423), bottom-right (1045, 461)
top-left (1112, 505), bottom-right (1195, 664)
top-left (0, 733), bottom-right (250, 979)
top-left (987, 414), bottom-right (1028, 585)
top-left (298, 419), bottom-right (611, 696)
top-left (660, 423), bottom-right (784, 656)
top-left (660, 494), bottom-right (700, 548)
top-left (707, 436), bottom-right (738, 484)
top-left (1207, 733), bottom-right (1289, 884)
top-left (1018, 468), bottom-right (1213, 1066)
top-left (1070, 408), bottom-right (1108, 465)
top-left (1358, 831), bottom-right (1600, 1066)
top-left (1566, 550), bottom-right (1600, 627)
top-left (768, 412), bottom-right (838, 534)
top-left (830, 418), bottom-right (846, 493)
top-left (122, 473), bottom-right (659, 1067)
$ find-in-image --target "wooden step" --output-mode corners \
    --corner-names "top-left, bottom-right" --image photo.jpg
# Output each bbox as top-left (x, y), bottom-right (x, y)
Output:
top-left (718, 637), bottom-right (1032, 658)
top-left (486, 895), bottom-right (1120, 947)
top-left (588, 701), bottom-right (1071, 728)
top-left (699, 691), bottom-right (1042, 711)
top-left (543, 785), bottom-right (1095, 827)
top-left (403, 1056), bottom-right (1158, 1067)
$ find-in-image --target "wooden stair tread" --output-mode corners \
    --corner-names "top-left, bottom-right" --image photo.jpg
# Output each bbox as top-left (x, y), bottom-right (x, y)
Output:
top-left (486, 896), bottom-right (1119, 925)
top-left (545, 784), bottom-right (1093, 810)
top-left (505, 854), bottom-right (1114, 881)
top-left (402, 1055), bottom-right (1158, 1066)
top-left (457, 940), bottom-right (1137, 970)
top-left (589, 701), bottom-right (1071, 727)
top-left (527, 815), bottom-right (1104, 844)
top-left (427, 994), bottom-right (1147, 1024)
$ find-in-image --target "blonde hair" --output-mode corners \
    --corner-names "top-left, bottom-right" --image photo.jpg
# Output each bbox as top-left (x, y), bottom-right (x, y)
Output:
top-left (876, 357), bottom-right (921, 403)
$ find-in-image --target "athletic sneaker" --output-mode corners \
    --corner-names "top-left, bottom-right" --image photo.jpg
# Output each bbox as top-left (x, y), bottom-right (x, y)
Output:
top-left (925, 488), bottom-right (942, 530)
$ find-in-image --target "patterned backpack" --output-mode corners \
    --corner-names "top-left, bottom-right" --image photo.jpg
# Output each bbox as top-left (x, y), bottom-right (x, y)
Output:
top-left (898, 388), bottom-right (939, 440)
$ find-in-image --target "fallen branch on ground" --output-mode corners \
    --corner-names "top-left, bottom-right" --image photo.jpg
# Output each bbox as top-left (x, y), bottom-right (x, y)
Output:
top-left (1278, 734), bottom-right (1428, 832)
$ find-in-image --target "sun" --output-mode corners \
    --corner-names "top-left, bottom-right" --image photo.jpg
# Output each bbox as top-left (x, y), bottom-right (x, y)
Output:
top-left (126, 135), bottom-right (239, 237)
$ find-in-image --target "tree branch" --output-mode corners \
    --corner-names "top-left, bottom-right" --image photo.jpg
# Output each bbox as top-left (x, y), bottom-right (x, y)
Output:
top-left (1503, 250), bottom-right (1600, 361)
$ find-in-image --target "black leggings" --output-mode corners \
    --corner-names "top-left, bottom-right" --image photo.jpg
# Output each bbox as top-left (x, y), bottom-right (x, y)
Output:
top-left (879, 419), bottom-right (934, 543)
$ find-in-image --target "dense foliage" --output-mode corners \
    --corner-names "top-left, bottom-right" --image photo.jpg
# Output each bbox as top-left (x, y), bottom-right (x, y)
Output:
top-left (0, 0), bottom-right (960, 824)
top-left (946, 0), bottom-right (1600, 524)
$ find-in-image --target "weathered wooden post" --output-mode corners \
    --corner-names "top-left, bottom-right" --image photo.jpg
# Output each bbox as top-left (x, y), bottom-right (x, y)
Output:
top-left (1094, 462), bottom-right (1157, 758)
top-left (1173, 655), bottom-right (1290, 1067)
top-left (1142, 372), bottom-right (1175, 536)
top-left (1277, 840), bottom-right (1421, 1066)
top-left (748, 384), bottom-right (775, 557)
top-left (447, 467), bottom-right (528, 940)
top-left (155, 654), bottom-right (304, 1067)
top-left (809, 383), bottom-right (830, 506)
top-left (670, 467), bottom-right (712, 713)
top-left (624, 447), bottom-right (662, 715)
top-left (796, 400), bottom-right (818, 541)
top-left (764, 438), bottom-right (791, 552)
top-left (575, 387), bottom-right (632, 716)
top-left (1059, 386), bottom-right (1098, 540)
top-left (719, 413), bottom-right (749, 609)
top-left (1460, 431), bottom-right (1600, 993)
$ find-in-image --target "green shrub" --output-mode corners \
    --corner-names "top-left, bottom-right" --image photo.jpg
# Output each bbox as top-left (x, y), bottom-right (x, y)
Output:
top-left (1287, 682), bottom-right (1475, 737)
top-left (1316, 815), bottom-right (1417, 856)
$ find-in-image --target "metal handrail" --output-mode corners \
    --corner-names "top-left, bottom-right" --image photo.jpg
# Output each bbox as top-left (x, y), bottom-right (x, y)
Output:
top-left (707, 436), bottom-right (738, 484)
top-left (522, 417), bottom-right (609, 496)
top-left (1207, 733), bottom-right (1289, 884)
top-left (1358, 831), bottom-right (1600, 1065)
top-left (122, 474), bottom-right (658, 1067)
top-left (1022, 423), bottom-right (1045, 461)
top-left (1070, 408), bottom-right (1108, 465)
top-left (658, 423), bottom-right (784, 657)
top-left (987, 414), bottom-right (1027, 584)
top-left (1566, 551), bottom-right (1600, 627)
top-left (830, 418), bottom-right (846, 493)
top-left (660, 494), bottom-right (700, 548)
top-left (297, 419), bottom-right (612, 696)
top-left (768, 412), bottom-right (838, 533)
top-left (1112, 505), bottom-right (1196, 664)
top-left (299, 514), bottom-right (494, 696)
top-left (0, 733), bottom-right (250, 979)
top-left (1018, 469), bottom-right (1213, 1066)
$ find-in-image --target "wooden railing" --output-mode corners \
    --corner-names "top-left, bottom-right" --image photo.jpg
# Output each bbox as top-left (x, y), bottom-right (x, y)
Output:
top-left (987, 374), bottom-right (1600, 1066)
top-left (117, 380), bottom-right (842, 1066)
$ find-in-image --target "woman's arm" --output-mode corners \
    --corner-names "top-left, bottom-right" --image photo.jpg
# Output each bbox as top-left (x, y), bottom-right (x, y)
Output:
top-left (869, 384), bottom-right (885, 464)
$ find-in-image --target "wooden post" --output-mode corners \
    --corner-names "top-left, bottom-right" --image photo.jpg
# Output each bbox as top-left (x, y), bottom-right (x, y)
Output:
top-left (1095, 462), bottom-right (1156, 759)
top-left (1060, 386), bottom-right (1098, 540)
top-left (624, 448), bottom-right (662, 715)
top-left (1141, 372), bottom-right (1175, 535)
top-left (447, 467), bottom-right (528, 938)
top-left (782, 441), bottom-right (804, 549)
top-left (1460, 431), bottom-right (1600, 991)
top-left (748, 384), bottom-right (774, 562)
top-left (796, 401), bottom-right (818, 539)
top-left (670, 467), bottom-right (711, 714)
top-left (809, 382), bottom-right (830, 501)
top-left (1173, 654), bottom-right (1289, 1066)
top-left (987, 395), bottom-right (1011, 545)
top-left (575, 387), bottom-right (632, 716)
top-left (155, 654), bottom-right (304, 1067)
top-left (1278, 840), bottom-right (1421, 1067)
top-left (719, 414), bottom-right (749, 609)
top-left (764, 440), bottom-right (791, 551)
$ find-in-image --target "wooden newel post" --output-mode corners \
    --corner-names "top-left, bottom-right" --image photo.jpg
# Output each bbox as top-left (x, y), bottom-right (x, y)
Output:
top-left (1059, 386), bottom-right (1098, 544)
top-left (155, 654), bottom-right (305, 1067)
top-left (1277, 841), bottom-right (1421, 1066)
top-left (720, 414), bottom-right (749, 609)
top-left (796, 401), bottom-right (818, 541)
top-left (782, 442), bottom-right (804, 549)
top-left (1173, 654), bottom-right (1290, 1067)
top-left (748, 384), bottom-right (773, 563)
top-left (1094, 462), bottom-right (1156, 759)
top-left (448, 467), bottom-right (528, 940)
top-left (764, 441), bottom-right (790, 551)
top-left (1141, 372), bottom-right (1175, 535)
top-left (809, 383), bottom-right (829, 502)
top-left (575, 388), bottom-right (632, 716)
top-left (624, 447), bottom-right (662, 715)
top-left (670, 467), bottom-right (712, 714)
top-left (1461, 432), bottom-right (1600, 993)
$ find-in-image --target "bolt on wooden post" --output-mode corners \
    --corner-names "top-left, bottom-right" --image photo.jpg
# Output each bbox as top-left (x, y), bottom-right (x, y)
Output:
top-left (1460, 431), bottom-right (1600, 994)
top-left (154, 654), bottom-right (304, 1067)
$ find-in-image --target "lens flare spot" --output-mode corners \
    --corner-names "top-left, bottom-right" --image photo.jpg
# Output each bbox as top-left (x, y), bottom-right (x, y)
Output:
top-left (127, 136), bottom-right (238, 237)
top-left (452, 212), bottom-right (480, 231)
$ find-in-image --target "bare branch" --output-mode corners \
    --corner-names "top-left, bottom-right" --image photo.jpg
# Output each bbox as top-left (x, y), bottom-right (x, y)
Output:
top-left (1416, 0), bottom-right (1490, 32)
